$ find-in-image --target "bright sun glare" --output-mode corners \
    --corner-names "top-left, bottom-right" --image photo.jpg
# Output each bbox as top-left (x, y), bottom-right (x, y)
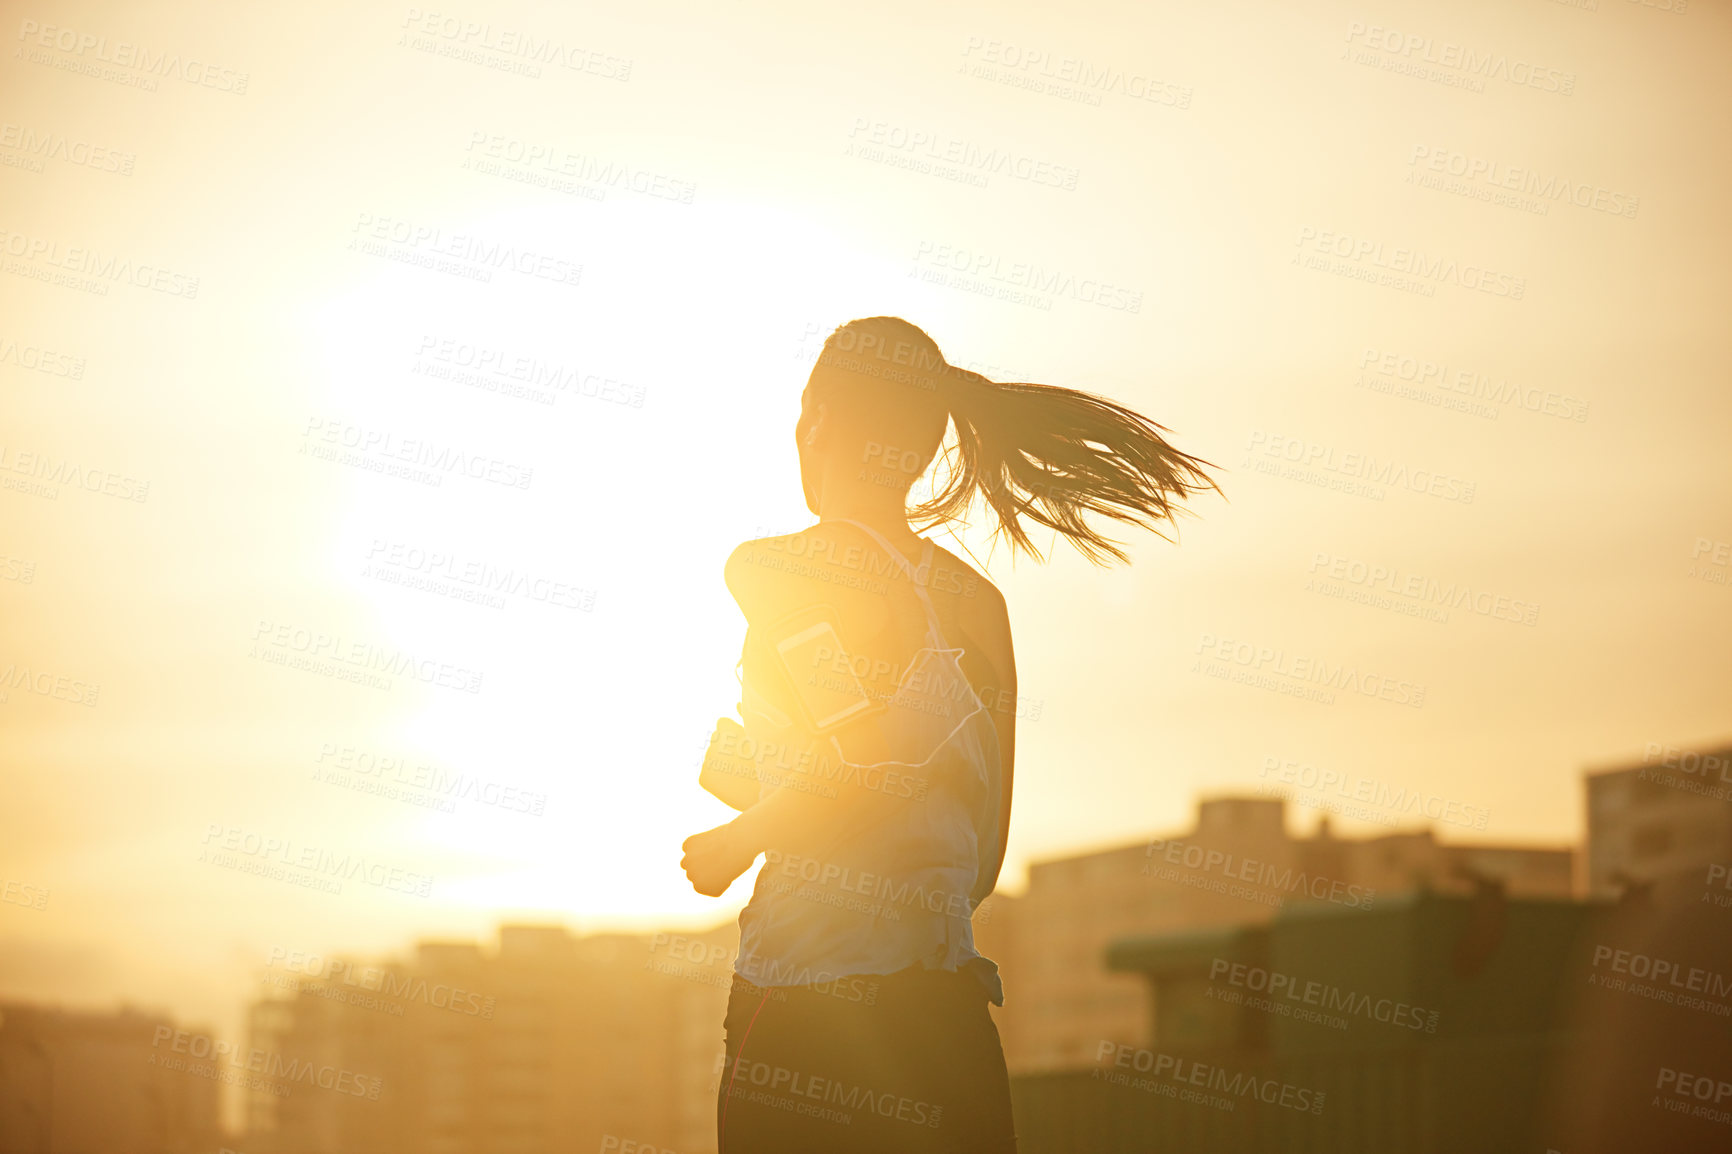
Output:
top-left (302, 195), bottom-right (915, 925)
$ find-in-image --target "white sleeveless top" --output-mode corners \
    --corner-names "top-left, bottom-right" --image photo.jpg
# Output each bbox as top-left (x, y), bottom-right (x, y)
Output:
top-left (731, 519), bottom-right (1006, 1005)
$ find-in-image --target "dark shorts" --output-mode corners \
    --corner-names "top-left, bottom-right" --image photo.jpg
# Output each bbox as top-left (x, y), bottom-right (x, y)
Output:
top-left (716, 966), bottom-right (1018, 1153)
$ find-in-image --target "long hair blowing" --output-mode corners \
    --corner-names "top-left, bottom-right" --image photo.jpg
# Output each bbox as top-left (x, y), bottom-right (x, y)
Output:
top-left (815, 316), bottom-right (1221, 565)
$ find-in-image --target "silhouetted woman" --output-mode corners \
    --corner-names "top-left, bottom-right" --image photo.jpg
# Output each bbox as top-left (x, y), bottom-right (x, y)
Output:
top-left (681, 316), bottom-right (1218, 1152)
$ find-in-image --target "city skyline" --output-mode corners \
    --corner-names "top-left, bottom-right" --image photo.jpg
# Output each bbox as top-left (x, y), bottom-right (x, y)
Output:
top-left (11, 737), bottom-right (1714, 1094)
top-left (9, 737), bottom-right (1727, 1147)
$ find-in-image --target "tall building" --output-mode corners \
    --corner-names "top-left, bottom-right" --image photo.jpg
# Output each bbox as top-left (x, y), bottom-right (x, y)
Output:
top-left (242, 921), bottom-right (738, 1154)
top-left (987, 795), bottom-right (1574, 1073)
top-left (0, 1001), bottom-right (223, 1153)
top-left (1584, 739), bottom-right (1732, 897)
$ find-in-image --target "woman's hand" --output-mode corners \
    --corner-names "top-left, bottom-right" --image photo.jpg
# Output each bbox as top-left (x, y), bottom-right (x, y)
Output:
top-left (680, 820), bottom-right (760, 897)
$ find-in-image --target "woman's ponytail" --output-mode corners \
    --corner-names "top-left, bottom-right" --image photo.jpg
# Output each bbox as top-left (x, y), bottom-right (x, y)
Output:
top-left (812, 316), bottom-right (1220, 564)
top-left (917, 367), bottom-right (1221, 564)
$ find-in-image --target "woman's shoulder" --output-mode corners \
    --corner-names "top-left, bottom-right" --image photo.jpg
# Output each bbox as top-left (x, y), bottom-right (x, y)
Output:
top-left (723, 524), bottom-right (886, 621)
top-left (723, 530), bottom-right (798, 584)
top-left (724, 522), bottom-right (909, 585)
top-left (723, 532), bottom-right (800, 619)
top-left (723, 526), bottom-right (1009, 633)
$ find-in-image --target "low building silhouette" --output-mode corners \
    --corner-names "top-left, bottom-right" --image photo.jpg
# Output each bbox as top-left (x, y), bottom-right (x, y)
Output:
top-left (986, 795), bottom-right (1573, 1073)
top-left (1011, 889), bottom-right (1606, 1152)
top-left (0, 1001), bottom-right (223, 1153)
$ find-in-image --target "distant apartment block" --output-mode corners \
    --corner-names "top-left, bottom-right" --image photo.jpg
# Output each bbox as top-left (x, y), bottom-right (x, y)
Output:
top-left (1584, 740), bottom-right (1732, 897)
top-left (0, 1001), bottom-right (221, 1153)
top-left (985, 796), bottom-right (1573, 1073)
top-left (243, 921), bottom-right (738, 1154)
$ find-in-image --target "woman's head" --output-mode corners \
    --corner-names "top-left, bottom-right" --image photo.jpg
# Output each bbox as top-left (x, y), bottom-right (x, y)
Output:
top-left (797, 317), bottom-right (951, 512)
top-left (798, 316), bottom-right (1219, 564)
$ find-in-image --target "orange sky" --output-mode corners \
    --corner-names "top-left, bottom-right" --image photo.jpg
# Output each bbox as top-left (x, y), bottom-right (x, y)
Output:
top-left (2, 0), bottom-right (1729, 1098)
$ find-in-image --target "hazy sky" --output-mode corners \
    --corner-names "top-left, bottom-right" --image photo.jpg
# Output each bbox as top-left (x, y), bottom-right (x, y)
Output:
top-left (2, 0), bottom-right (1728, 1071)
